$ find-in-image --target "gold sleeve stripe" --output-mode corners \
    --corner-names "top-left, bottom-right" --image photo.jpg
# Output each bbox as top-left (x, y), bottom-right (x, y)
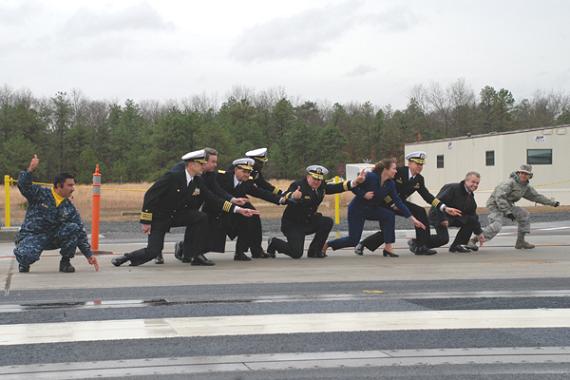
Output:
top-left (218, 170), bottom-right (226, 174)
top-left (223, 201), bottom-right (232, 213)
top-left (272, 187), bottom-right (280, 194)
top-left (283, 192), bottom-right (291, 200)
top-left (140, 212), bottom-right (153, 221)
top-left (384, 195), bottom-right (392, 203)
top-left (432, 199), bottom-right (441, 207)
top-left (343, 180), bottom-right (350, 191)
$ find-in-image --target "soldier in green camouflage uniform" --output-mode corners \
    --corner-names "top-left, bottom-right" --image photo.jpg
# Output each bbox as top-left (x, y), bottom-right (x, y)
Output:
top-left (474, 164), bottom-right (560, 249)
top-left (13, 155), bottom-right (99, 273)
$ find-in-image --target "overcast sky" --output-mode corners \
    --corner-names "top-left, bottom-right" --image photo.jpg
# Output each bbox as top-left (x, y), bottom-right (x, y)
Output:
top-left (1, 0), bottom-right (568, 108)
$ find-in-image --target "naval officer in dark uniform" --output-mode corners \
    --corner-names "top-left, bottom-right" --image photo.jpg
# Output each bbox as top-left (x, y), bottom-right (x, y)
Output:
top-left (111, 150), bottom-right (258, 267)
top-left (356, 151), bottom-right (461, 256)
top-left (267, 165), bottom-right (366, 259)
top-left (245, 147), bottom-right (283, 196)
top-left (204, 158), bottom-right (285, 261)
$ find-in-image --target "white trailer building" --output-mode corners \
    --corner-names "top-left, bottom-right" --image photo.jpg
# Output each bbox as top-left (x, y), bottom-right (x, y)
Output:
top-left (404, 124), bottom-right (570, 206)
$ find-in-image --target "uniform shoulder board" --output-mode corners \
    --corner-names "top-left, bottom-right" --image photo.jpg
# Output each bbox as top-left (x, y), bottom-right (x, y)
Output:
top-left (217, 170), bottom-right (226, 174)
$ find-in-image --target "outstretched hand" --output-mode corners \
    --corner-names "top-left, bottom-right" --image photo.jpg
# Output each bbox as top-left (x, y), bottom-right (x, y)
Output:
top-left (28, 154), bottom-right (39, 172)
top-left (141, 224), bottom-right (151, 235)
top-left (363, 191), bottom-right (374, 200)
top-left (232, 197), bottom-right (249, 206)
top-left (87, 255), bottom-right (100, 272)
top-left (238, 208), bottom-right (260, 217)
top-left (411, 216), bottom-right (426, 230)
top-left (355, 169), bottom-right (367, 185)
top-left (444, 207), bottom-right (462, 217)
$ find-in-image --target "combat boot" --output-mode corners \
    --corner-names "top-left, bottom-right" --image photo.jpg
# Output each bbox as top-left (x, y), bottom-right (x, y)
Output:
top-left (59, 258), bottom-right (75, 273)
top-left (515, 232), bottom-right (535, 249)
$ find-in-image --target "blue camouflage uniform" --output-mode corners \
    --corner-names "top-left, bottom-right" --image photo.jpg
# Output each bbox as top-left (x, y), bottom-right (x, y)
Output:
top-left (13, 171), bottom-right (93, 267)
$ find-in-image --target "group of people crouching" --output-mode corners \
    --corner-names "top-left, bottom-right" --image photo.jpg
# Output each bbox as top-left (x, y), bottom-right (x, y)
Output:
top-left (12, 148), bottom-right (560, 273)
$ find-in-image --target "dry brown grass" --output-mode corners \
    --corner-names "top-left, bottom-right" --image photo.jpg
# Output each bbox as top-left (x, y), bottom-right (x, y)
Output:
top-left (2, 179), bottom-right (567, 224)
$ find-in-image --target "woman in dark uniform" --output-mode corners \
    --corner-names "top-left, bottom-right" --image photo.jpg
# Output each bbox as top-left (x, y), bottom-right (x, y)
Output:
top-left (326, 158), bottom-right (425, 257)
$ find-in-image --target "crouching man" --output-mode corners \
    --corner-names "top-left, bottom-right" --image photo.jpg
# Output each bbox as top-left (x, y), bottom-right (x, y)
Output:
top-left (13, 155), bottom-right (99, 273)
top-left (473, 164), bottom-right (560, 249)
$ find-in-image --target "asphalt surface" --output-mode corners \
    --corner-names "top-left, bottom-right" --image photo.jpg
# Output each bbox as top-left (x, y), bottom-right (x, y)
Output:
top-left (97, 211), bottom-right (570, 240)
top-left (0, 220), bottom-right (569, 379)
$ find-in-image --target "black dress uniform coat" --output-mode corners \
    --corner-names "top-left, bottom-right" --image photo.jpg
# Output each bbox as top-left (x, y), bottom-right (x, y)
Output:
top-left (128, 169), bottom-right (235, 265)
top-left (251, 168), bottom-right (282, 195)
top-left (204, 167), bottom-right (282, 255)
top-left (269, 177), bottom-right (353, 259)
top-left (361, 166), bottom-right (441, 251)
top-left (428, 181), bottom-right (482, 248)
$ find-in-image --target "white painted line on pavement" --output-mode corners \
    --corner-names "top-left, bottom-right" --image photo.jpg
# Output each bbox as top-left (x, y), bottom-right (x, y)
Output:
top-left (1, 347), bottom-right (570, 379)
top-left (2, 309), bottom-right (570, 346)
top-left (540, 227), bottom-right (570, 231)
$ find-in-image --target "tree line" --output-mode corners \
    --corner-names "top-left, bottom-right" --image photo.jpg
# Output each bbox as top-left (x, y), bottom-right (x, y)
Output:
top-left (1, 80), bottom-right (569, 184)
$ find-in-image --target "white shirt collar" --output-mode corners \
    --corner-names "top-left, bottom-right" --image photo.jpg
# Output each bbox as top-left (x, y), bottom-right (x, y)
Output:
top-left (233, 175), bottom-right (240, 188)
top-left (408, 168), bottom-right (415, 180)
top-left (185, 169), bottom-right (193, 186)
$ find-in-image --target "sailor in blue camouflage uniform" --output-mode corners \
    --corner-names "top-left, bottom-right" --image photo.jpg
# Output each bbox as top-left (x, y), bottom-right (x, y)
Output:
top-left (13, 155), bottom-right (99, 273)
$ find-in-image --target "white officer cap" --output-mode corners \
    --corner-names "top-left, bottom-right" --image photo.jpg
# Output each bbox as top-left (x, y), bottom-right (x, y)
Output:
top-left (405, 151), bottom-right (427, 164)
top-left (181, 149), bottom-right (207, 163)
top-left (245, 147), bottom-right (268, 162)
top-left (233, 158), bottom-right (255, 171)
top-left (306, 165), bottom-right (329, 180)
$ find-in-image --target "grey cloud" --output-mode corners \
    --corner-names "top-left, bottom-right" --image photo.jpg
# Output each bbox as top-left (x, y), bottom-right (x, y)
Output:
top-left (346, 64), bottom-right (376, 77)
top-left (230, 1), bottom-right (418, 62)
top-left (62, 2), bottom-right (174, 38)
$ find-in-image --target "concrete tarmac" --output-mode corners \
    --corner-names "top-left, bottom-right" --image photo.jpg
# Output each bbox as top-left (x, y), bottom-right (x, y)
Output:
top-left (1, 221), bottom-right (569, 292)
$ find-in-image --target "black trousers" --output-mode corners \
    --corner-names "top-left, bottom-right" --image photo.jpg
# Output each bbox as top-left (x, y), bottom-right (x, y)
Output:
top-left (429, 215), bottom-right (479, 249)
top-left (360, 201), bottom-right (431, 251)
top-left (271, 215), bottom-right (334, 259)
top-left (126, 209), bottom-right (208, 266)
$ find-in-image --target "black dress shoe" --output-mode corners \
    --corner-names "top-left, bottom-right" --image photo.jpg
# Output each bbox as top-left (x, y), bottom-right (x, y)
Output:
top-left (59, 260), bottom-right (75, 273)
top-left (154, 253), bottom-right (164, 264)
top-left (465, 244), bottom-right (479, 252)
top-left (414, 246), bottom-right (437, 255)
top-left (18, 264), bottom-right (30, 273)
top-left (111, 256), bottom-right (129, 267)
top-left (251, 249), bottom-right (270, 259)
top-left (407, 239), bottom-right (417, 254)
top-left (266, 238), bottom-right (276, 258)
top-left (307, 251), bottom-right (326, 258)
top-left (383, 249), bottom-right (399, 258)
top-left (191, 255), bottom-right (215, 266)
top-left (450, 244), bottom-right (471, 253)
top-left (354, 243), bottom-right (364, 256)
top-left (174, 241), bottom-right (184, 261)
top-left (234, 252), bottom-right (251, 261)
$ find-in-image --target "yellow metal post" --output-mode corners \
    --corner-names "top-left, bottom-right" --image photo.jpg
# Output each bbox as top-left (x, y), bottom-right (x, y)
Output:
top-left (334, 176), bottom-right (341, 237)
top-left (4, 175), bottom-right (11, 228)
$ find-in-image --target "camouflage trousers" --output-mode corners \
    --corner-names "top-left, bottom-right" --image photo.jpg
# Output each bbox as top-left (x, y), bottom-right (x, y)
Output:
top-left (13, 223), bottom-right (81, 266)
top-left (481, 205), bottom-right (531, 241)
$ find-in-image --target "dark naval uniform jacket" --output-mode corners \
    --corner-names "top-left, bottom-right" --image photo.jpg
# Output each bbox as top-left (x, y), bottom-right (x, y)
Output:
top-left (203, 166), bottom-right (282, 252)
top-left (428, 181), bottom-right (482, 235)
top-left (392, 166), bottom-right (441, 208)
top-left (140, 169), bottom-right (234, 232)
top-left (280, 177), bottom-right (352, 232)
top-left (251, 168), bottom-right (282, 195)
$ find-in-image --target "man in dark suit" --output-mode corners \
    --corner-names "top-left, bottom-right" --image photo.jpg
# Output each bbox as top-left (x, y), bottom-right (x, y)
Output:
top-left (429, 171), bottom-right (486, 253)
top-left (267, 165), bottom-right (365, 259)
top-left (170, 148), bottom-right (248, 263)
top-left (111, 150), bottom-right (258, 267)
top-left (356, 151), bottom-right (461, 256)
top-left (204, 158), bottom-right (285, 261)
